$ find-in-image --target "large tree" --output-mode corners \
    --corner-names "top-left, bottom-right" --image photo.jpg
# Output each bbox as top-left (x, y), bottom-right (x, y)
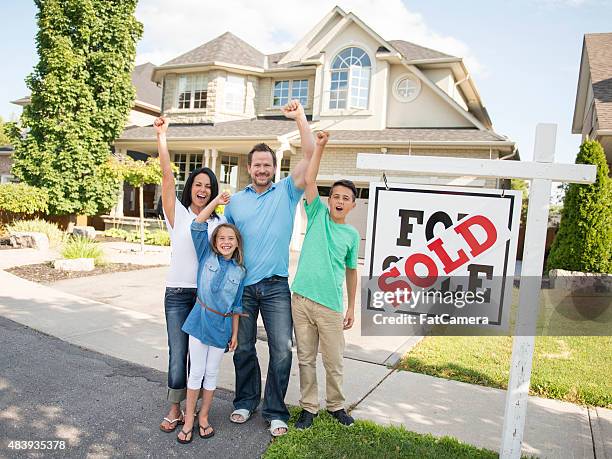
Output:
top-left (547, 140), bottom-right (612, 273)
top-left (10, 0), bottom-right (143, 215)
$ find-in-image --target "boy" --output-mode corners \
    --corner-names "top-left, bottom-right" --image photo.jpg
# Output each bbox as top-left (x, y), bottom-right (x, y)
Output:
top-left (291, 131), bottom-right (360, 429)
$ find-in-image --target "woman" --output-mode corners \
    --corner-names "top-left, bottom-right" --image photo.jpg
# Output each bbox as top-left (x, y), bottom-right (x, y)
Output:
top-left (154, 116), bottom-right (225, 433)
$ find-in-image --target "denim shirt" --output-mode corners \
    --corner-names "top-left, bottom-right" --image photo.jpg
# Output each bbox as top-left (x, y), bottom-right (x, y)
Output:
top-left (181, 220), bottom-right (246, 350)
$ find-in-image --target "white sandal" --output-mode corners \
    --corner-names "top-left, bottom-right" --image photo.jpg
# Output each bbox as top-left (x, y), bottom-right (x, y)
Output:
top-left (230, 408), bottom-right (251, 424)
top-left (160, 409), bottom-right (185, 433)
top-left (269, 419), bottom-right (288, 437)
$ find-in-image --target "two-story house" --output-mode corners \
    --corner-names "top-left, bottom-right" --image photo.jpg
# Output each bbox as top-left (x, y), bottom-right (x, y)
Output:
top-left (572, 32), bottom-right (612, 171)
top-left (115, 6), bottom-right (517, 254)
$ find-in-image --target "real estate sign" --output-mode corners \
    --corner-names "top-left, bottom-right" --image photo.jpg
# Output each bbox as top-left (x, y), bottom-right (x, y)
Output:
top-left (362, 183), bottom-right (522, 335)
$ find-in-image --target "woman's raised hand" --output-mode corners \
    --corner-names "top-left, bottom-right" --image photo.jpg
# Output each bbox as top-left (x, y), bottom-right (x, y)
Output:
top-left (154, 116), bottom-right (169, 135)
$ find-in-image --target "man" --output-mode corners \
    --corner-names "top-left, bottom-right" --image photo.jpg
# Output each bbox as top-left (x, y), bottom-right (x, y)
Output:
top-left (224, 100), bottom-right (314, 436)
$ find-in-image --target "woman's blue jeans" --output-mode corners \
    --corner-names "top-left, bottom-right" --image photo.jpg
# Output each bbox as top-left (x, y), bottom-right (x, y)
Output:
top-left (164, 287), bottom-right (197, 403)
top-left (233, 276), bottom-right (293, 422)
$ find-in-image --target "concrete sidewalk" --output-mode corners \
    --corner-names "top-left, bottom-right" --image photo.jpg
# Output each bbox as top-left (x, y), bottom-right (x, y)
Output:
top-left (1, 269), bottom-right (610, 458)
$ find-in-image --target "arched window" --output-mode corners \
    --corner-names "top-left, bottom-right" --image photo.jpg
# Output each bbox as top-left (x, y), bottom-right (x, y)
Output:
top-left (329, 47), bottom-right (371, 109)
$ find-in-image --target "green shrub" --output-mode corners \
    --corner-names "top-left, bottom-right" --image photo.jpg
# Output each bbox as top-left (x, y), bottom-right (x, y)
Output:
top-left (547, 140), bottom-right (612, 273)
top-left (104, 227), bottom-right (129, 240)
top-left (61, 236), bottom-right (105, 266)
top-left (123, 229), bottom-right (170, 246)
top-left (7, 218), bottom-right (66, 247)
top-left (0, 183), bottom-right (48, 215)
top-left (146, 229), bottom-right (170, 246)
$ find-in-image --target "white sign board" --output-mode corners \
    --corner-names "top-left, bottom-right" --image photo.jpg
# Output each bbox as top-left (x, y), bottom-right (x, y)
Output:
top-left (362, 183), bottom-right (522, 333)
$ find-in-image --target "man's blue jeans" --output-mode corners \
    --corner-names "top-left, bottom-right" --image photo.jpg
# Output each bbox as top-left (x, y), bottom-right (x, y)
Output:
top-left (164, 287), bottom-right (197, 403)
top-left (233, 276), bottom-right (293, 422)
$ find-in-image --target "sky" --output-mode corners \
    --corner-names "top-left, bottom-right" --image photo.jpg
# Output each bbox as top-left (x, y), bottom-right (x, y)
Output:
top-left (1, 0), bottom-right (611, 164)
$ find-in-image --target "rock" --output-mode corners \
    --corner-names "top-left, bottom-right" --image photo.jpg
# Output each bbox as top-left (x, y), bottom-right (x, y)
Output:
top-left (549, 269), bottom-right (612, 293)
top-left (53, 258), bottom-right (95, 272)
top-left (10, 232), bottom-right (50, 251)
top-left (73, 226), bottom-right (97, 240)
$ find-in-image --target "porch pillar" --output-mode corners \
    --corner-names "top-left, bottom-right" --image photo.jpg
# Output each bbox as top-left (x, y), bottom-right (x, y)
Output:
top-left (211, 148), bottom-right (218, 174)
top-left (275, 149), bottom-right (284, 182)
top-left (204, 148), bottom-right (211, 168)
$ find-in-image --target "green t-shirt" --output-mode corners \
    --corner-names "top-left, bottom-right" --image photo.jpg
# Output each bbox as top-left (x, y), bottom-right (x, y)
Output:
top-left (291, 196), bottom-right (360, 312)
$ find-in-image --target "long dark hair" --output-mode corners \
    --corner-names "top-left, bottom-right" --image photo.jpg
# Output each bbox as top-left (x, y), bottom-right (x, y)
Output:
top-left (180, 167), bottom-right (219, 219)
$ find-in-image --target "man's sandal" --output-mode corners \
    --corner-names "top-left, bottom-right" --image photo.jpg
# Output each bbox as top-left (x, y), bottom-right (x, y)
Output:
top-left (229, 409), bottom-right (251, 424)
top-left (160, 410), bottom-right (185, 433)
top-left (199, 424), bottom-right (215, 439)
top-left (269, 419), bottom-right (288, 437)
top-left (176, 427), bottom-right (194, 444)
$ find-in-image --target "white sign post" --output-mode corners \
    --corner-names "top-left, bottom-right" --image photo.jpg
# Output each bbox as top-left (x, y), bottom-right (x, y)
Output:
top-left (356, 124), bottom-right (596, 459)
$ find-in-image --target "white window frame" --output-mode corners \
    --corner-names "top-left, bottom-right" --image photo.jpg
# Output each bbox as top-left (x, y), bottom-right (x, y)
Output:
top-left (224, 74), bottom-right (246, 113)
top-left (393, 73), bottom-right (421, 103)
top-left (272, 79), bottom-right (309, 107)
top-left (219, 154), bottom-right (240, 193)
top-left (176, 74), bottom-right (208, 111)
top-left (173, 153), bottom-right (204, 195)
top-left (329, 46), bottom-right (371, 110)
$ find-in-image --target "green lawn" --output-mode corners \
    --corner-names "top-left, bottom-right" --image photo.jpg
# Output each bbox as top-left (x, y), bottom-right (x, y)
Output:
top-left (400, 335), bottom-right (612, 408)
top-left (263, 409), bottom-right (497, 459)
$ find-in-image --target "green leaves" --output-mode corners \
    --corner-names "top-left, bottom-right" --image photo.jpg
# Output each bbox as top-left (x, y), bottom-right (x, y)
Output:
top-left (120, 156), bottom-right (165, 188)
top-left (11, 0), bottom-right (143, 215)
top-left (547, 140), bottom-right (612, 273)
top-left (0, 183), bottom-right (48, 215)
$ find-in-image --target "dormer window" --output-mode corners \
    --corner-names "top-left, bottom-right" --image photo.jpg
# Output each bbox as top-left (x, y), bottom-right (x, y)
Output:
top-left (329, 47), bottom-right (371, 109)
top-left (177, 75), bottom-right (208, 110)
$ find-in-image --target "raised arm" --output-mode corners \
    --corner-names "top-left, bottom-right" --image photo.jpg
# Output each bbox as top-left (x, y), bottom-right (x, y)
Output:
top-left (281, 100), bottom-right (314, 189)
top-left (154, 117), bottom-right (178, 227)
top-left (304, 131), bottom-right (329, 204)
top-left (195, 192), bottom-right (230, 223)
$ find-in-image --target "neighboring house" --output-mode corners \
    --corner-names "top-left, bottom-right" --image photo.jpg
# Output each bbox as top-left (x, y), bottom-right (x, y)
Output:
top-left (115, 6), bottom-right (517, 254)
top-left (573, 32), bottom-right (612, 170)
top-left (9, 62), bottom-right (162, 217)
top-left (4, 8), bottom-right (520, 248)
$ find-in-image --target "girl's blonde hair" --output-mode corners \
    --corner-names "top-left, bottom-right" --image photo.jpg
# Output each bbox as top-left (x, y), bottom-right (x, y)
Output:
top-left (210, 223), bottom-right (244, 266)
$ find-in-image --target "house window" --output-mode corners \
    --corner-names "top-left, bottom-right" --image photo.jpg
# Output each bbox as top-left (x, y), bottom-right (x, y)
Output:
top-left (273, 80), bottom-right (309, 107)
top-left (220, 155), bottom-right (239, 193)
top-left (1, 174), bottom-right (14, 184)
top-left (173, 153), bottom-right (204, 195)
top-left (225, 75), bottom-right (245, 113)
top-left (177, 75), bottom-right (208, 110)
top-left (393, 74), bottom-right (421, 102)
top-left (329, 47), bottom-right (371, 109)
top-left (273, 80), bottom-right (289, 107)
top-left (280, 158), bottom-right (290, 178)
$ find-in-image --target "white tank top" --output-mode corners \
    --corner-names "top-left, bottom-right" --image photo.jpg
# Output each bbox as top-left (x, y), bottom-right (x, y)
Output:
top-left (164, 197), bottom-right (225, 288)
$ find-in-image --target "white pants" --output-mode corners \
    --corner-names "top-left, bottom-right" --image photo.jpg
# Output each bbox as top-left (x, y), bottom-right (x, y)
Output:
top-left (187, 336), bottom-right (225, 391)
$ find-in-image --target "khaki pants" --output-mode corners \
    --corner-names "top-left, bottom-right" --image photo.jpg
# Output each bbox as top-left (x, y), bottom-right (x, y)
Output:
top-left (291, 293), bottom-right (345, 413)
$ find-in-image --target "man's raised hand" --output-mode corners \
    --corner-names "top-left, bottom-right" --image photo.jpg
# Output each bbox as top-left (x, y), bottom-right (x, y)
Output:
top-left (282, 100), bottom-right (305, 120)
top-left (154, 116), bottom-right (169, 135)
top-left (315, 131), bottom-right (330, 148)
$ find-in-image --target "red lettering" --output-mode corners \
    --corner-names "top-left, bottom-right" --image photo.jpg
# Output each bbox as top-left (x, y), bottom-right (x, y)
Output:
top-left (378, 266), bottom-right (412, 307)
top-left (454, 215), bottom-right (497, 257)
top-left (404, 253), bottom-right (438, 288)
top-left (427, 237), bottom-right (469, 274)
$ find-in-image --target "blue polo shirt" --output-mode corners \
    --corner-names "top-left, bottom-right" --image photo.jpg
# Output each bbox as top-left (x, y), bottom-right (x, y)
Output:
top-left (224, 176), bottom-right (303, 286)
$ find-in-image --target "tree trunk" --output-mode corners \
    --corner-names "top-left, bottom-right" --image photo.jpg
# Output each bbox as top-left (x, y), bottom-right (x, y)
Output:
top-left (139, 186), bottom-right (145, 252)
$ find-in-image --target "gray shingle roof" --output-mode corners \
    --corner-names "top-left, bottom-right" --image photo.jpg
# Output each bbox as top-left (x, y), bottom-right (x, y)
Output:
top-left (131, 62), bottom-right (161, 107)
top-left (162, 32), bottom-right (266, 68)
top-left (584, 33), bottom-right (612, 130)
top-left (325, 128), bottom-right (505, 142)
top-left (388, 40), bottom-right (455, 61)
top-left (119, 119), bottom-right (297, 140)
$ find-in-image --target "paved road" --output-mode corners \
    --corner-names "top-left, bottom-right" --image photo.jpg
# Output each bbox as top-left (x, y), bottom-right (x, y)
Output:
top-left (0, 316), bottom-right (271, 458)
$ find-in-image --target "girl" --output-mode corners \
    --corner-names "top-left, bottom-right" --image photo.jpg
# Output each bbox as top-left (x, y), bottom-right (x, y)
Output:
top-left (177, 191), bottom-right (246, 443)
top-left (154, 117), bottom-right (225, 434)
